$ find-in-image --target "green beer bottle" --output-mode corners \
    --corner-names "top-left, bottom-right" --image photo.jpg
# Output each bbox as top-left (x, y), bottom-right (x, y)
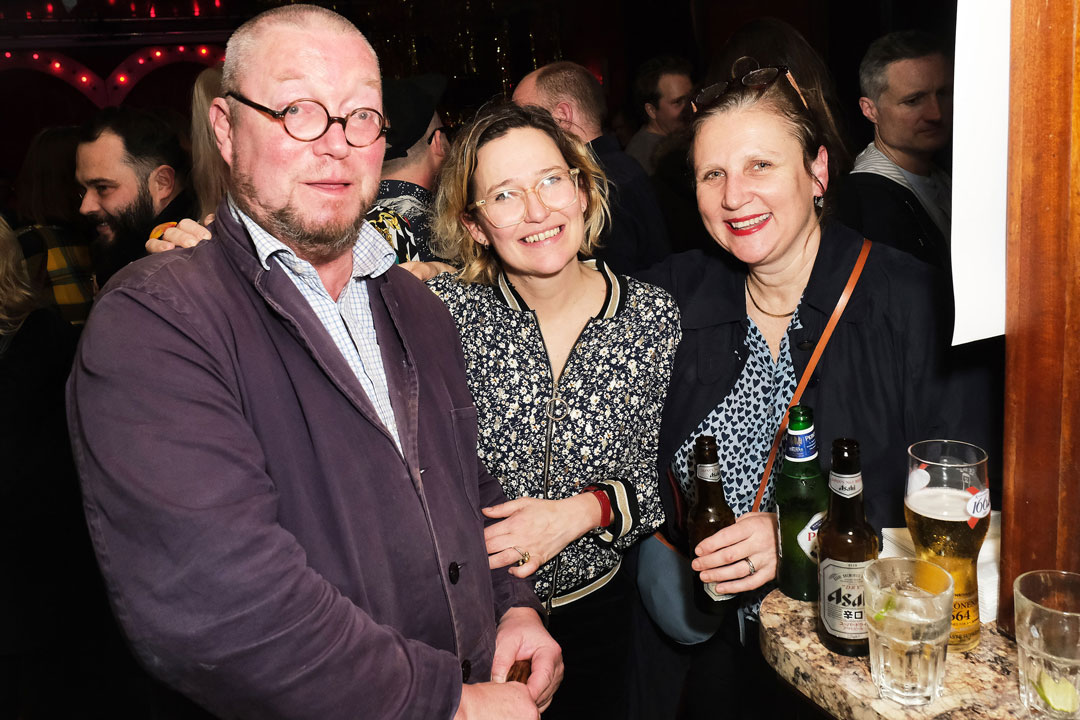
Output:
top-left (775, 405), bottom-right (828, 601)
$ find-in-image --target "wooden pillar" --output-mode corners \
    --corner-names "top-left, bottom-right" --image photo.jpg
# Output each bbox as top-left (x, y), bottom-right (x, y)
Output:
top-left (999, 0), bottom-right (1080, 634)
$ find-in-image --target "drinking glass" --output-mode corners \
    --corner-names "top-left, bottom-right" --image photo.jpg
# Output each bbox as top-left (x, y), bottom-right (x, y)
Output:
top-left (905, 440), bottom-right (990, 651)
top-left (864, 557), bottom-right (954, 705)
top-left (1015, 570), bottom-right (1080, 718)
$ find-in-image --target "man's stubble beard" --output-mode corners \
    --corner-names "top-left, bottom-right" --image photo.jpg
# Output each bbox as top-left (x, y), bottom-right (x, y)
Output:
top-left (90, 182), bottom-right (157, 287)
top-left (230, 164), bottom-right (375, 266)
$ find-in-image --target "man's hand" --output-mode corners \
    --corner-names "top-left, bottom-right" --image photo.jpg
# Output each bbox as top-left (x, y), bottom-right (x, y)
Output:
top-left (492, 607), bottom-right (562, 712)
top-left (691, 511), bottom-right (778, 595)
top-left (482, 495), bottom-right (600, 577)
top-left (453, 682), bottom-right (538, 720)
top-left (146, 215), bottom-right (214, 254)
top-left (399, 260), bottom-right (455, 281)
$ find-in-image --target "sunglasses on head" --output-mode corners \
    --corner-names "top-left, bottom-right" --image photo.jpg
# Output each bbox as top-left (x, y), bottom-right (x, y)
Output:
top-left (428, 124), bottom-right (459, 145)
top-left (692, 65), bottom-right (809, 115)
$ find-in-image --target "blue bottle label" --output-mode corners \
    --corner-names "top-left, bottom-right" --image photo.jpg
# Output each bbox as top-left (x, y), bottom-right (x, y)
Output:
top-left (785, 427), bottom-right (818, 462)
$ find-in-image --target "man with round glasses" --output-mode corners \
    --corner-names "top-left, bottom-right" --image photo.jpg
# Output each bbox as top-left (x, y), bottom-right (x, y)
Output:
top-left (67, 5), bottom-right (561, 719)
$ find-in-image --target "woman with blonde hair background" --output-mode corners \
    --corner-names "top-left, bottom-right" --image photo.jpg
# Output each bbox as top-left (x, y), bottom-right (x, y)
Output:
top-left (189, 66), bottom-right (230, 221)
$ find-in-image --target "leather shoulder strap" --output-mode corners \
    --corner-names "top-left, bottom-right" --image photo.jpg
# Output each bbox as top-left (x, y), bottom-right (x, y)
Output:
top-left (751, 238), bottom-right (872, 512)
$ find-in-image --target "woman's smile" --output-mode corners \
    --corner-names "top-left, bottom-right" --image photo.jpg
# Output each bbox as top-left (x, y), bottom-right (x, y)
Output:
top-left (726, 213), bottom-right (773, 235)
top-left (521, 224), bottom-right (565, 244)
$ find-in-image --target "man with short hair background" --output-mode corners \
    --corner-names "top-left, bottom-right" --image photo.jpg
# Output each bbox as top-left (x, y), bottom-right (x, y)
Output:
top-left (837, 30), bottom-right (953, 270)
top-left (513, 61), bottom-right (670, 274)
top-left (76, 106), bottom-right (194, 288)
top-left (624, 56), bottom-right (693, 175)
top-left (367, 73), bottom-right (448, 262)
top-left (838, 30), bottom-right (1004, 535)
top-left (68, 5), bottom-right (561, 719)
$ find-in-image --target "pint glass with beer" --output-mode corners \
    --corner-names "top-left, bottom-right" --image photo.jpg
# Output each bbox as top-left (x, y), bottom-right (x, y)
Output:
top-left (904, 440), bottom-right (990, 651)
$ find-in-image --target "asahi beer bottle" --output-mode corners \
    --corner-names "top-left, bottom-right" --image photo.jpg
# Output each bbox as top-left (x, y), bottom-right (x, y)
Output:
top-left (775, 405), bottom-right (828, 601)
top-left (687, 435), bottom-right (736, 614)
top-left (817, 438), bottom-right (879, 656)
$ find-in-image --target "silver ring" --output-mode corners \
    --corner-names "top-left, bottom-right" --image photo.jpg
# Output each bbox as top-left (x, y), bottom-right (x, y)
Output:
top-left (513, 546), bottom-right (530, 567)
top-left (744, 557), bottom-right (756, 576)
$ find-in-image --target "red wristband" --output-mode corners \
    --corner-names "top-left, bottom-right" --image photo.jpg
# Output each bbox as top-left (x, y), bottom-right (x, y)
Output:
top-left (585, 487), bottom-right (612, 527)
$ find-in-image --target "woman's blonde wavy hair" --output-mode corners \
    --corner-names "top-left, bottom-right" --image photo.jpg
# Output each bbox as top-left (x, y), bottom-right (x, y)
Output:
top-left (0, 218), bottom-right (39, 336)
top-left (432, 102), bottom-right (610, 285)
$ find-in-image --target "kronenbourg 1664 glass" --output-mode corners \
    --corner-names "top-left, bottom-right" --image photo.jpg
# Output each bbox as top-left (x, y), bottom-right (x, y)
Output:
top-left (904, 440), bottom-right (990, 651)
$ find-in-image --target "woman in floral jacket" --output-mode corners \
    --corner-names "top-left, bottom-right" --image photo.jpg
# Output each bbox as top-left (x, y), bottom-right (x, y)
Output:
top-left (422, 103), bottom-right (680, 718)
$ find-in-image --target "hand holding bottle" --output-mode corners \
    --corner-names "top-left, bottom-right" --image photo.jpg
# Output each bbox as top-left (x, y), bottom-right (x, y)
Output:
top-left (691, 510), bottom-right (778, 595)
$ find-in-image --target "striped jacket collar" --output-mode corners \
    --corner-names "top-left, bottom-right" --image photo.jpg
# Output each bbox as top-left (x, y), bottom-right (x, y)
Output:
top-left (492, 258), bottom-right (627, 319)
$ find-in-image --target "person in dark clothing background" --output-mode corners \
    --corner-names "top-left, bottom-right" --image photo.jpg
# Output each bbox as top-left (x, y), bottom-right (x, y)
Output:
top-left (14, 126), bottom-right (96, 325)
top-left (1, 217), bottom-right (205, 719)
top-left (835, 30), bottom-right (953, 272)
top-left (75, 105), bottom-right (196, 289)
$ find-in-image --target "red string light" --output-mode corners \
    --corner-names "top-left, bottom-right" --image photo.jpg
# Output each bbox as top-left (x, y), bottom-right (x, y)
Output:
top-left (81, 75), bottom-right (88, 83)
top-left (154, 50), bottom-right (162, 58)
top-left (199, 47), bottom-right (208, 56)
top-left (3, 52), bottom-right (10, 59)
top-left (138, 57), bottom-right (145, 64)
top-left (193, 1), bottom-right (200, 16)
top-left (53, 61), bottom-right (61, 70)
top-left (32, 53), bottom-right (39, 60)
top-left (149, 5), bottom-right (155, 18)
top-left (178, 46), bottom-right (185, 52)
top-left (46, 3), bottom-right (54, 13)
top-left (118, 75), bottom-right (128, 84)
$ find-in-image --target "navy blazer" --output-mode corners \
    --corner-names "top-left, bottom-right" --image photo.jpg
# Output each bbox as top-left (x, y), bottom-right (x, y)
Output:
top-left (68, 201), bottom-right (542, 720)
top-left (637, 222), bottom-right (953, 537)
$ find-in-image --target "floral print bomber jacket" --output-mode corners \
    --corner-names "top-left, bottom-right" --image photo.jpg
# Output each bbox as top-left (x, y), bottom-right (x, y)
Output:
top-left (428, 260), bottom-right (680, 607)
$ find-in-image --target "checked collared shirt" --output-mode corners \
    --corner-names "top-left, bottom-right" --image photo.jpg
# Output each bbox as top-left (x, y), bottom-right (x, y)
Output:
top-left (231, 198), bottom-right (401, 450)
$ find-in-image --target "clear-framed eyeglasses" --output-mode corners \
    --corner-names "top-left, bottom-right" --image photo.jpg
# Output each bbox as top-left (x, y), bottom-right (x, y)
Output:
top-left (468, 168), bottom-right (581, 228)
top-left (225, 91), bottom-right (390, 148)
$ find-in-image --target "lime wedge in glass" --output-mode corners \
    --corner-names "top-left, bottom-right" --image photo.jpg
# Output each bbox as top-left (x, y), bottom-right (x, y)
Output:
top-left (1033, 671), bottom-right (1080, 713)
top-left (872, 595), bottom-right (896, 623)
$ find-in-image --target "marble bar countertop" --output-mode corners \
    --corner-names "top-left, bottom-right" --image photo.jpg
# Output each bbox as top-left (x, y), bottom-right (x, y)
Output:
top-left (759, 589), bottom-right (1026, 719)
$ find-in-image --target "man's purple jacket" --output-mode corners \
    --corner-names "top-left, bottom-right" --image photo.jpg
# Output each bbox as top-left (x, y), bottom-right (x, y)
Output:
top-left (67, 204), bottom-right (543, 719)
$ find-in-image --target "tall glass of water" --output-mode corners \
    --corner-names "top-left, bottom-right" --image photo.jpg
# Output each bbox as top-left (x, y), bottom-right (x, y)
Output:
top-left (1015, 570), bottom-right (1080, 718)
top-left (864, 557), bottom-right (954, 705)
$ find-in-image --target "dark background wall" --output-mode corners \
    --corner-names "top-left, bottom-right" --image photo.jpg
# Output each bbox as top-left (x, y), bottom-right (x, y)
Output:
top-left (0, 0), bottom-right (956, 214)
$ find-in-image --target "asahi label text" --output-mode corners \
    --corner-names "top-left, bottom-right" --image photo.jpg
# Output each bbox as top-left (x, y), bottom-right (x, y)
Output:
top-left (819, 558), bottom-right (872, 640)
top-left (829, 471), bottom-right (863, 498)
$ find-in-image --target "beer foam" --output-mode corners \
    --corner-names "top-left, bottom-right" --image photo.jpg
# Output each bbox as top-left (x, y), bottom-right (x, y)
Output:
top-left (904, 487), bottom-right (974, 521)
